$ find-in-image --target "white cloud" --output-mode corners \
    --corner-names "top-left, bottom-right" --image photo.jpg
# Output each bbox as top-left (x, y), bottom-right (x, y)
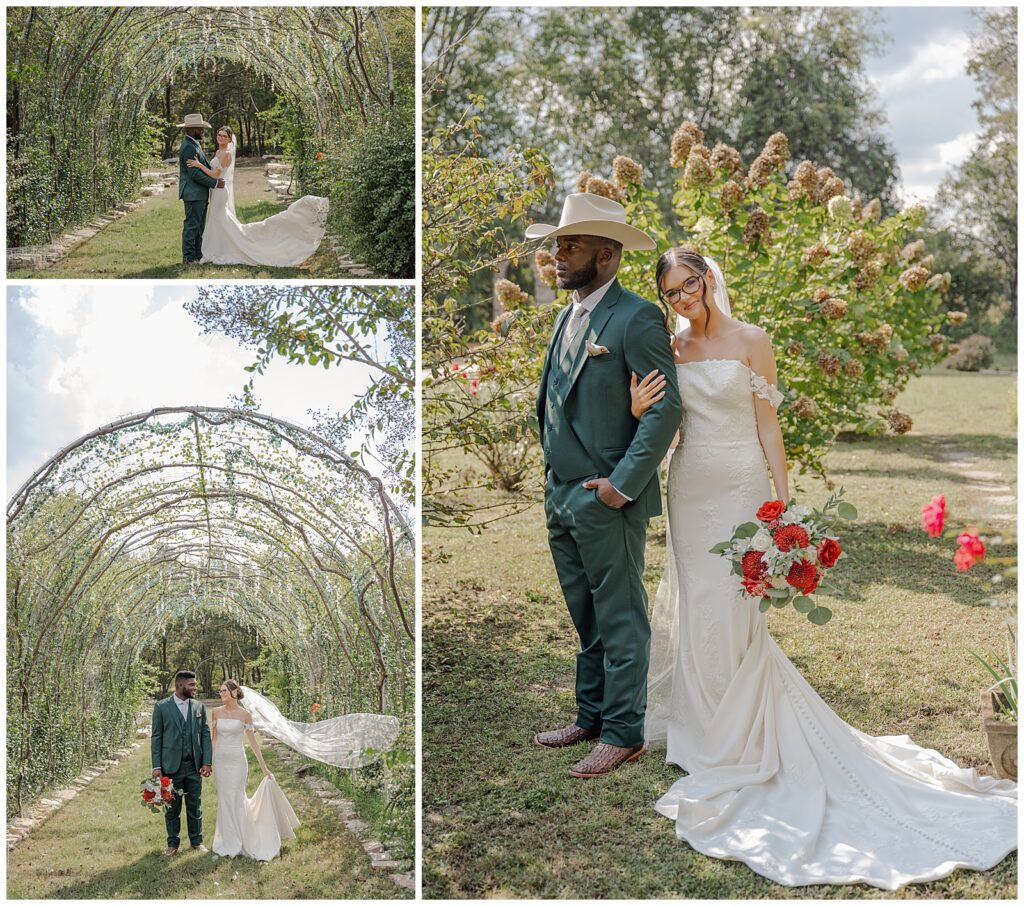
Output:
top-left (870, 33), bottom-right (971, 96)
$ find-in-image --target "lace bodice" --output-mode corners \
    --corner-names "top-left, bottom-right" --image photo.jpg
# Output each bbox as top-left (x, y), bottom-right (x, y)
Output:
top-left (677, 359), bottom-right (781, 447)
top-left (214, 715), bottom-right (251, 750)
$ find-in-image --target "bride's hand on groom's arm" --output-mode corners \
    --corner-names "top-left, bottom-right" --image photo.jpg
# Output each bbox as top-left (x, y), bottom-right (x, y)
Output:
top-left (630, 369), bottom-right (666, 419)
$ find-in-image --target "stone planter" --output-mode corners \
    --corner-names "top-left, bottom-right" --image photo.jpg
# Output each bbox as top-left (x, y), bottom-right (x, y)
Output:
top-left (980, 689), bottom-right (1017, 780)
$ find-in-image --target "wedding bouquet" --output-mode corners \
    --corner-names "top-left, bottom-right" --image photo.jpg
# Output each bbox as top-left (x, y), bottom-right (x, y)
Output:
top-left (140, 775), bottom-right (181, 812)
top-left (710, 489), bottom-right (857, 625)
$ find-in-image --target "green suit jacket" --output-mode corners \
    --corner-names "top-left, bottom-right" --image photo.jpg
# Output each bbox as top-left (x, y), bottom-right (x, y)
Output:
top-left (536, 279), bottom-right (682, 518)
top-left (151, 696), bottom-right (212, 774)
top-left (178, 137), bottom-right (219, 201)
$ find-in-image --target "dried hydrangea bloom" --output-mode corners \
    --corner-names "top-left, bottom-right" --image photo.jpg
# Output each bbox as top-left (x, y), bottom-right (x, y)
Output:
top-left (576, 170), bottom-right (594, 193)
top-left (535, 248), bottom-right (556, 268)
top-left (742, 207), bottom-right (770, 245)
top-left (929, 333), bottom-right (946, 352)
top-left (895, 365), bottom-right (909, 377)
top-left (818, 176), bottom-right (846, 203)
top-left (845, 229), bottom-right (875, 262)
top-left (843, 359), bottom-right (864, 378)
top-left (900, 239), bottom-right (925, 262)
top-left (852, 259), bottom-right (882, 291)
top-left (710, 142), bottom-right (743, 175)
top-left (746, 154), bottom-right (774, 189)
top-left (538, 264), bottom-right (558, 288)
top-left (827, 195), bottom-right (854, 221)
top-left (877, 323), bottom-right (894, 343)
top-left (792, 395), bottom-right (820, 419)
top-left (584, 176), bottom-right (624, 201)
top-left (887, 410), bottom-right (913, 434)
top-left (947, 310), bottom-right (968, 325)
top-left (821, 298), bottom-right (848, 320)
top-left (851, 197), bottom-right (863, 219)
top-left (494, 278), bottom-right (528, 309)
top-left (940, 272), bottom-right (952, 293)
top-left (801, 241), bottom-right (829, 266)
top-left (812, 288), bottom-right (831, 304)
top-left (918, 253), bottom-right (935, 271)
top-left (892, 345), bottom-right (909, 361)
top-left (791, 160), bottom-right (818, 196)
top-left (719, 179), bottom-right (744, 213)
top-left (683, 149), bottom-right (713, 188)
top-left (880, 384), bottom-right (899, 403)
top-left (948, 344), bottom-right (961, 356)
top-left (612, 155), bottom-right (643, 188)
top-left (861, 198), bottom-right (882, 222)
top-left (899, 265), bottom-right (929, 292)
top-left (670, 121), bottom-right (705, 169)
top-left (762, 132), bottom-right (790, 166)
top-left (817, 350), bottom-right (841, 375)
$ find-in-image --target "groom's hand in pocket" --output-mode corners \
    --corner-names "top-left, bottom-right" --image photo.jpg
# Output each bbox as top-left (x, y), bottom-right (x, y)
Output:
top-left (582, 477), bottom-right (628, 509)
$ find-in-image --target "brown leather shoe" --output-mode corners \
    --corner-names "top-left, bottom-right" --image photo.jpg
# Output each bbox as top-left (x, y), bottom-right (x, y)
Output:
top-left (568, 742), bottom-right (645, 777)
top-left (191, 844), bottom-right (209, 853)
top-left (533, 723), bottom-right (600, 749)
top-left (162, 847), bottom-right (178, 857)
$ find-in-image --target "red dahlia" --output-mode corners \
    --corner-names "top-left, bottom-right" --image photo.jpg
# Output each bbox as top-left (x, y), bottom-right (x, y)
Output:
top-left (757, 500), bottom-right (786, 521)
top-left (142, 790), bottom-right (156, 802)
top-left (786, 559), bottom-right (820, 594)
top-left (741, 551), bottom-right (767, 580)
top-left (774, 524), bottom-right (810, 551)
top-left (817, 538), bottom-right (842, 568)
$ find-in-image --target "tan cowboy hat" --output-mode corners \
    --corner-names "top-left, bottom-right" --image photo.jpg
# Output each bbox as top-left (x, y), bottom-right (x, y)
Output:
top-left (526, 192), bottom-right (656, 251)
top-left (176, 113), bottom-right (212, 130)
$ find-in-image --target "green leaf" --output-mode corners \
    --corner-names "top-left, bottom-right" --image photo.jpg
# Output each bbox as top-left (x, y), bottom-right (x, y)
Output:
top-left (733, 522), bottom-right (760, 539)
top-left (758, 598), bottom-right (772, 613)
top-left (837, 501), bottom-right (858, 521)
top-left (764, 586), bottom-right (790, 599)
top-left (792, 595), bottom-right (815, 613)
top-left (807, 606), bottom-right (833, 625)
top-left (709, 541), bottom-right (732, 555)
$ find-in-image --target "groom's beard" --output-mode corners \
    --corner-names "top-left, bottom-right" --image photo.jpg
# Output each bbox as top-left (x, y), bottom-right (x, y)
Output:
top-left (557, 254), bottom-right (599, 291)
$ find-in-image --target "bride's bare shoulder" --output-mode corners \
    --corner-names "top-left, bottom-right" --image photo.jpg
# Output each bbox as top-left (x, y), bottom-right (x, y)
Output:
top-left (671, 327), bottom-right (692, 361)
top-left (731, 319), bottom-right (771, 349)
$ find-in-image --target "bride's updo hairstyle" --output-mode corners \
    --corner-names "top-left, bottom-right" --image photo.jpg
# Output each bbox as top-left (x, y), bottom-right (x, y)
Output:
top-left (656, 247), bottom-right (713, 336)
top-left (224, 679), bottom-right (244, 702)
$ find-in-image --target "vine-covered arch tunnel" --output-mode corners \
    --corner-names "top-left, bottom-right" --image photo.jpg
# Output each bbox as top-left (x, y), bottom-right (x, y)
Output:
top-left (6, 407), bottom-right (414, 812)
top-left (7, 6), bottom-right (411, 246)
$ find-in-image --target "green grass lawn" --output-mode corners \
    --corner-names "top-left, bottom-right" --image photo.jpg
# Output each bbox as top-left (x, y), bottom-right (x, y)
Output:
top-left (15, 161), bottom-right (340, 279)
top-left (7, 741), bottom-right (408, 899)
top-left (423, 371), bottom-right (1017, 899)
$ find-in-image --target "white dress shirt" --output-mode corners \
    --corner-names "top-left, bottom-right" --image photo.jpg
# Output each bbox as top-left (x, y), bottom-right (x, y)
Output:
top-left (172, 693), bottom-right (190, 721)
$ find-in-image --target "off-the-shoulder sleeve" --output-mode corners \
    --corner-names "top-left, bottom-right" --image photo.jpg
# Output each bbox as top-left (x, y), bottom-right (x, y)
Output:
top-left (749, 370), bottom-right (784, 408)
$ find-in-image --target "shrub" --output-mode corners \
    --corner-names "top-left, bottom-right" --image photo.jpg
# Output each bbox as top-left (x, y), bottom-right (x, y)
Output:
top-left (333, 109), bottom-right (416, 278)
top-left (945, 333), bottom-right (995, 371)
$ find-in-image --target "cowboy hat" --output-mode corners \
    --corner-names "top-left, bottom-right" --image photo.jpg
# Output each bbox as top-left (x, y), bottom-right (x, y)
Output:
top-left (525, 192), bottom-right (656, 251)
top-left (176, 113), bottom-right (212, 130)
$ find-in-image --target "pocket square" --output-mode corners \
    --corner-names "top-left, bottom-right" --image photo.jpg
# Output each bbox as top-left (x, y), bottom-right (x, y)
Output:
top-left (586, 341), bottom-right (610, 356)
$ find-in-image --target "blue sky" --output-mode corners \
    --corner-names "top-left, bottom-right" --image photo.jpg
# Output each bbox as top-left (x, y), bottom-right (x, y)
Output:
top-left (5, 286), bottom-right (380, 491)
top-left (865, 6), bottom-right (992, 203)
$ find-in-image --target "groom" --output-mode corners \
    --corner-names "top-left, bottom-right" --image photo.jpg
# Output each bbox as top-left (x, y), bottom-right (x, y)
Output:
top-left (151, 670), bottom-right (213, 855)
top-left (530, 193), bottom-right (682, 778)
top-left (177, 113), bottom-right (225, 265)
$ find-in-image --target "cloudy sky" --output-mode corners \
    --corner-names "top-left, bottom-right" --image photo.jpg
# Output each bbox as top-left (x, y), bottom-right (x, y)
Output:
top-left (5, 285), bottom-right (381, 491)
top-left (866, 6), bottom-right (987, 204)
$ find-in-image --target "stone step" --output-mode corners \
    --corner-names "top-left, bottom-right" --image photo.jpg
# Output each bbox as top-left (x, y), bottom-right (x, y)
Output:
top-left (390, 872), bottom-right (415, 891)
top-left (369, 859), bottom-right (403, 870)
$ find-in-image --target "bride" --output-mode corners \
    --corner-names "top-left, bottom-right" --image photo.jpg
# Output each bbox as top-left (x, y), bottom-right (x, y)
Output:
top-left (629, 247), bottom-right (1017, 889)
top-left (186, 126), bottom-right (328, 267)
top-left (211, 679), bottom-right (400, 861)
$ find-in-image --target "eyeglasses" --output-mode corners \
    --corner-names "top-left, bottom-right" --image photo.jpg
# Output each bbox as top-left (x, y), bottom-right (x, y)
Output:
top-left (661, 275), bottom-right (703, 304)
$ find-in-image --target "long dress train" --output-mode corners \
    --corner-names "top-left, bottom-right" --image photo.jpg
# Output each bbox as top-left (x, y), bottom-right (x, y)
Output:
top-left (212, 717), bottom-right (299, 861)
top-left (200, 141), bottom-right (328, 267)
top-left (646, 358), bottom-right (1017, 889)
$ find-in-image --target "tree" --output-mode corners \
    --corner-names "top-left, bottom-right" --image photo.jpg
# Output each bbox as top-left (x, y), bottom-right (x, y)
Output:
top-left (186, 286), bottom-right (415, 502)
top-left (936, 8), bottom-right (1017, 328)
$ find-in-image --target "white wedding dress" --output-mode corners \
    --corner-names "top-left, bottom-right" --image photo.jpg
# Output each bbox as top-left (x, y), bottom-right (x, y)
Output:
top-left (212, 716), bottom-right (300, 861)
top-left (646, 358), bottom-right (1017, 889)
top-left (200, 141), bottom-right (328, 267)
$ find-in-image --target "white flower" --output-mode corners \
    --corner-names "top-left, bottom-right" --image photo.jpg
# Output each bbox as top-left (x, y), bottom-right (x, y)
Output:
top-left (827, 195), bottom-right (854, 222)
top-left (693, 216), bottom-right (715, 235)
top-left (750, 528), bottom-right (773, 551)
top-left (780, 505), bottom-right (810, 525)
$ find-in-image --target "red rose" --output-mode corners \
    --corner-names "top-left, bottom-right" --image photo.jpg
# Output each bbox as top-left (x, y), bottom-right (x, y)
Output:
top-left (774, 524), bottom-right (810, 552)
top-left (817, 538), bottom-right (842, 568)
top-left (956, 532), bottom-right (985, 559)
top-left (142, 790), bottom-right (156, 802)
top-left (921, 495), bottom-right (946, 538)
top-left (741, 551), bottom-right (767, 580)
top-left (160, 775), bottom-right (172, 787)
top-left (162, 790), bottom-right (173, 801)
top-left (786, 559), bottom-right (820, 594)
top-left (757, 500), bottom-right (786, 522)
